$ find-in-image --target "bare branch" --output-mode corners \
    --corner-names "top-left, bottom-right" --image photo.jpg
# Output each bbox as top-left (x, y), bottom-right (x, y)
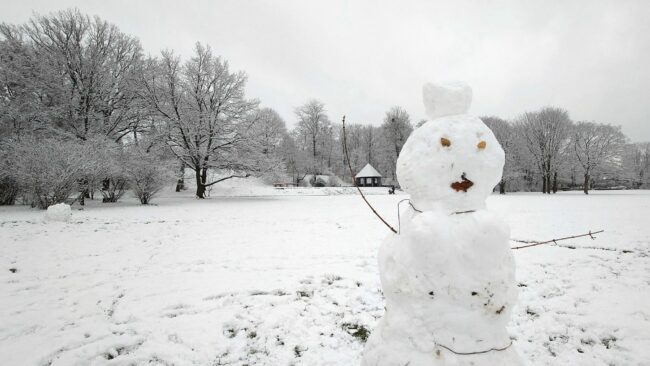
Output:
top-left (511, 230), bottom-right (604, 250)
top-left (342, 116), bottom-right (397, 234)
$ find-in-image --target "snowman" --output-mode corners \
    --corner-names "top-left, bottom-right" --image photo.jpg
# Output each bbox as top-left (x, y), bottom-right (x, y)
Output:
top-left (361, 82), bottom-right (524, 366)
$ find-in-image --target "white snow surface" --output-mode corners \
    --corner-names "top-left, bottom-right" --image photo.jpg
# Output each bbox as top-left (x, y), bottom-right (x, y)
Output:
top-left (45, 203), bottom-right (72, 222)
top-left (1, 189), bottom-right (649, 365)
top-left (422, 82), bottom-right (472, 119)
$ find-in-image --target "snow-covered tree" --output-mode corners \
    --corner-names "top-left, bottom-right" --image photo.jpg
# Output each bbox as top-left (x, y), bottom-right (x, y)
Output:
top-left (250, 108), bottom-right (287, 156)
top-left (248, 108), bottom-right (291, 183)
top-left (339, 123), bottom-right (365, 180)
top-left (571, 122), bottom-right (626, 194)
top-left (379, 106), bottom-right (413, 182)
top-left (294, 99), bottom-right (331, 172)
top-left (621, 142), bottom-right (650, 188)
top-left (482, 116), bottom-right (519, 193)
top-left (361, 125), bottom-right (380, 169)
top-left (279, 133), bottom-right (311, 185)
top-left (0, 28), bottom-right (53, 138)
top-left (1, 9), bottom-right (145, 141)
top-left (4, 137), bottom-right (91, 208)
top-left (0, 144), bottom-right (19, 205)
top-left (140, 43), bottom-right (259, 198)
top-left (123, 147), bottom-right (173, 204)
top-left (515, 107), bottom-right (572, 193)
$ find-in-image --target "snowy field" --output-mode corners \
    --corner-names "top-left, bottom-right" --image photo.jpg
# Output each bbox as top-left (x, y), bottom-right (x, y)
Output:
top-left (1, 188), bottom-right (649, 365)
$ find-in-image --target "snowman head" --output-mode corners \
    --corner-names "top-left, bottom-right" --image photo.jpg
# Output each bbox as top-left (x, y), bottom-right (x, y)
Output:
top-left (396, 82), bottom-right (504, 213)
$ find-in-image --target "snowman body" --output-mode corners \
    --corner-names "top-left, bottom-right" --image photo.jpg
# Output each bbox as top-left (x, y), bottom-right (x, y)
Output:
top-left (362, 83), bottom-right (523, 366)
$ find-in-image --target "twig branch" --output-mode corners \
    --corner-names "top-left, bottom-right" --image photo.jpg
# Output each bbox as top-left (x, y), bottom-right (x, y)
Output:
top-left (511, 230), bottom-right (604, 250)
top-left (204, 173), bottom-right (251, 187)
top-left (436, 340), bottom-right (513, 355)
top-left (342, 116), bottom-right (397, 234)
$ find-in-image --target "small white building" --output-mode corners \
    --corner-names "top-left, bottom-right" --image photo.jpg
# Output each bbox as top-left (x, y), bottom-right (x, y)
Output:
top-left (355, 163), bottom-right (382, 187)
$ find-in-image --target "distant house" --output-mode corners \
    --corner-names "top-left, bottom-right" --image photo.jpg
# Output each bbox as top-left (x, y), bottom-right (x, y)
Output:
top-left (355, 163), bottom-right (382, 187)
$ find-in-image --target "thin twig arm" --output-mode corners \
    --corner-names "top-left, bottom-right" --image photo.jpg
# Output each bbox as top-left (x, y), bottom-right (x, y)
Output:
top-left (511, 230), bottom-right (604, 250)
top-left (342, 116), bottom-right (397, 234)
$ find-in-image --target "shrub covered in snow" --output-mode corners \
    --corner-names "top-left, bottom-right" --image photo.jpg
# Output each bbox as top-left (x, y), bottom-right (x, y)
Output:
top-left (6, 138), bottom-right (90, 209)
top-left (45, 203), bottom-right (72, 222)
top-left (93, 142), bottom-right (129, 203)
top-left (0, 176), bottom-right (19, 205)
top-left (123, 148), bottom-right (173, 204)
top-left (0, 145), bottom-right (19, 205)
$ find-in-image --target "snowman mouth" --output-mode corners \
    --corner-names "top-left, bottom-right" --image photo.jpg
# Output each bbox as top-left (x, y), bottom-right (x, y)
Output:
top-left (451, 173), bottom-right (474, 192)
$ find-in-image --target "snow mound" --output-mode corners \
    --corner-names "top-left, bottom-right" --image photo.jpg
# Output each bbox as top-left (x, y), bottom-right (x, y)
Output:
top-left (46, 203), bottom-right (72, 222)
top-left (422, 81), bottom-right (472, 119)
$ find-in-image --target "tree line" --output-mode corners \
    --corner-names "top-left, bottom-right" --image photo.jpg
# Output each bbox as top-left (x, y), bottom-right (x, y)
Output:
top-left (482, 110), bottom-right (649, 194)
top-left (0, 9), bottom-right (417, 206)
top-left (1, 9), bottom-right (649, 209)
top-left (282, 103), bottom-right (650, 195)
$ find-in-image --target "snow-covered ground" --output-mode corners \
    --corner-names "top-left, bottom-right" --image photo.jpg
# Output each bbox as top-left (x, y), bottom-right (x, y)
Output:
top-left (1, 187), bottom-right (649, 365)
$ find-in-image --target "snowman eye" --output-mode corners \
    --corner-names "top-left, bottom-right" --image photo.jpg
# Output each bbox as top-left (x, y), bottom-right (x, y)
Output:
top-left (477, 141), bottom-right (487, 150)
top-left (440, 137), bottom-right (451, 147)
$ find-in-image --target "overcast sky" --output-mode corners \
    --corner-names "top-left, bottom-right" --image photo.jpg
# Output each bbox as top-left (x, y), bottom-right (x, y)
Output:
top-left (2, 0), bottom-right (649, 141)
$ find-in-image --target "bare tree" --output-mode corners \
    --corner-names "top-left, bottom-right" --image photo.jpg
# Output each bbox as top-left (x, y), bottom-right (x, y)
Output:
top-left (295, 99), bottom-right (332, 174)
top-left (248, 108), bottom-right (291, 182)
top-left (515, 107), bottom-right (572, 194)
top-left (250, 108), bottom-right (287, 156)
top-left (622, 142), bottom-right (650, 188)
top-left (361, 125), bottom-right (380, 168)
top-left (0, 27), bottom-right (56, 138)
top-left (571, 122), bottom-right (626, 193)
top-left (5, 9), bottom-right (145, 141)
top-left (338, 123), bottom-right (364, 180)
top-left (380, 106), bottom-right (413, 182)
top-left (279, 133), bottom-right (310, 185)
top-left (140, 43), bottom-right (259, 198)
top-left (294, 100), bottom-right (331, 162)
top-left (482, 116), bottom-right (518, 194)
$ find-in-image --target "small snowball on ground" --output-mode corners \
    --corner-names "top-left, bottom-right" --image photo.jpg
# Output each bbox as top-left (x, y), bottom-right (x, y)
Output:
top-left (422, 81), bottom-right (472, 119)
top-left (46, 203), bottom-right (72, 222)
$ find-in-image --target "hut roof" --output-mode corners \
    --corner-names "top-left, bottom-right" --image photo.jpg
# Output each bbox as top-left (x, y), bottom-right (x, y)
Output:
top-left (355, 163), bottom-right (382, 178)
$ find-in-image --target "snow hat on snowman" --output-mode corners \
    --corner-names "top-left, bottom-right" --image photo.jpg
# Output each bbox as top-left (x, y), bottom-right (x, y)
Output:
top-left (396, 82), bottom-right (505, 213)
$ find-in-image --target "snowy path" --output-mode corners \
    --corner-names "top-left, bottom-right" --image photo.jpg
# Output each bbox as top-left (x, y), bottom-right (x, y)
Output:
top-left (1, 191), bottom-right (649, 365)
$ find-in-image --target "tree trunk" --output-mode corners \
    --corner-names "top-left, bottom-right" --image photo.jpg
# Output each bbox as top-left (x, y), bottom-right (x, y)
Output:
top-left (583, 173), bottom-right (590, 194)
top-left (552, 171), bottom-right (558, 194)
top-left (542, 173), bottom-right (547, 194)
top-left (176, 162), bottom-right (185, 192)
top-left (79, 178), bottom-right (89, 204)
top-left (499, 179), bottom-right (506, 194)
top-left (195, 169), bottom-right (206, 198)
top-left (571, 170), bottom-right (576, 187)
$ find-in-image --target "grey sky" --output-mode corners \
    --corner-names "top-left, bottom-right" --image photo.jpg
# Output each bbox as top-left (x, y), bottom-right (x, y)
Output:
top-left (2, 0), bottom-right (649, 141)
